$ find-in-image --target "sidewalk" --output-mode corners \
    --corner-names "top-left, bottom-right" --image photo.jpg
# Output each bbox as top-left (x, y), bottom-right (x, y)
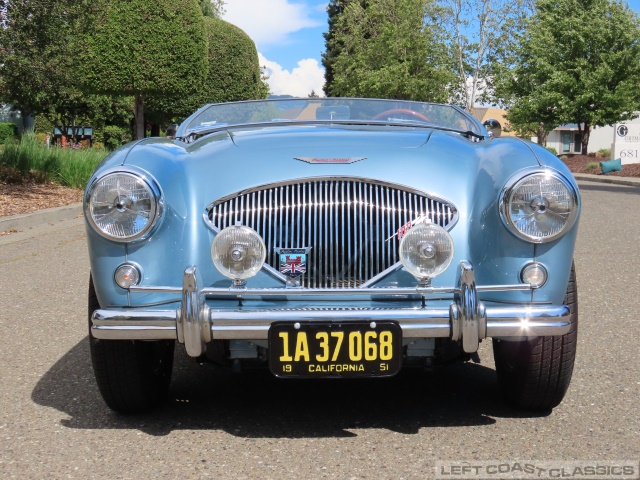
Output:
top-left (1, 173), bottom-right (639, 234)
top-left (572, 172), bottom-right (640, 188)
top-left (0, 203), bottom-right (83, 233)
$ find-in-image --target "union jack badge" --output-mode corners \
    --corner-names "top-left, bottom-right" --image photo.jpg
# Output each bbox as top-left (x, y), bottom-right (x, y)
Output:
top-left (279, 249), bottom-right (307, 278)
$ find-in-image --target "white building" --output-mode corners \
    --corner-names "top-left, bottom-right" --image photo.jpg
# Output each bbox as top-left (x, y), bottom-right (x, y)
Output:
top-left (545, 115), bottom-right (640, 163)
top-left (0, 103), bottom-right (34, 134)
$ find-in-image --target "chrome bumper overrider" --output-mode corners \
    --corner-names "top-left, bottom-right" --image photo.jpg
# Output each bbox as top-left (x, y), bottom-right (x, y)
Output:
top-left (91, 261), bottom-right (571, 357)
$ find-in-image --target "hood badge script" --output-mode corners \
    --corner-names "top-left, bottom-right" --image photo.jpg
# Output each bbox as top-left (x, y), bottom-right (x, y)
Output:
top-left (294, 157), bottom-right (366, 164)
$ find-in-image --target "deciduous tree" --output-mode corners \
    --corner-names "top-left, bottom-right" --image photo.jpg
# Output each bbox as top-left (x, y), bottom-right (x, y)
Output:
top-left (441, 0), bottom-right (533, 110)
top-left (198, 0), bottom-right (225, 17)
top-left (0, 0), bottom-right (85, 126)
top-left (493, 0), bottom-right (640, 153)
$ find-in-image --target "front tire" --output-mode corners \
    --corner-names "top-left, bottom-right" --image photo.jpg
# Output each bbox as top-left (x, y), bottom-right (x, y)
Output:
top-left (88, 275), bottom-right (174, 413)
top-left (493, 263), bottom-right (578, 411)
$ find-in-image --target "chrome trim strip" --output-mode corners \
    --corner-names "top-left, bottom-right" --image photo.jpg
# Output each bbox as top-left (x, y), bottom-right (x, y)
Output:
top-left (129, 283), bottom-right (532, 296)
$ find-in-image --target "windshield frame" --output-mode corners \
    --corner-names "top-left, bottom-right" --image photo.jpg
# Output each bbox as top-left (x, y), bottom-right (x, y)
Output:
top-left (175, 97), bottom-right (487, 142)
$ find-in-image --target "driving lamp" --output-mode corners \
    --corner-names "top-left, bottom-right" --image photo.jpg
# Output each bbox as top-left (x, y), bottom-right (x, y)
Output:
top-left (399, 222), bottom-right (454, 283)
top-left (211, 225), bottom-right (266, 284)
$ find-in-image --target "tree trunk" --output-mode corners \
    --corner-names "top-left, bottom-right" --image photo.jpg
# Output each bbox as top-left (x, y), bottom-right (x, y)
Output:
top-left (150, 124), bottom-right (160, 137)
top-left (134, 93), bottom-right (145, 140)
top-left (536, 124), bottom-right (548, 146)
top-left (581, 123), bottom-right (591, 155)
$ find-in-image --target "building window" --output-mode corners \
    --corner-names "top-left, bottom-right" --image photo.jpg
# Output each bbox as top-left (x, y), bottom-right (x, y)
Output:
top-left (562, 132), bottom-right (571, 153)
top-left (573, 133), bottom-right (581, 153)
top-left (561, 131), bottom-right (582, 153)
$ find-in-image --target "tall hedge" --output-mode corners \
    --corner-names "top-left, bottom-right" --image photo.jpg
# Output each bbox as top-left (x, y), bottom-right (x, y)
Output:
top-left (145, 17), bottom-right (268, 126)
top-left (83, 0), bottom-right (208, 138)
top-left (204, 17), bottom-right (268, 102)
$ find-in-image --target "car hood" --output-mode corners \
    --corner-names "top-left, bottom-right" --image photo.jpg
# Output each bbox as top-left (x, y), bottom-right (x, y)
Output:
top-left (124, 125), bottom-right (542, 206)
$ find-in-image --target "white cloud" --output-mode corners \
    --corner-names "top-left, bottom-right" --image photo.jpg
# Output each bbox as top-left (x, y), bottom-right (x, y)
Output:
top-left (259, 53), bottom-right (325, 97)
top-left (223, 0), bottom-right (322, 48)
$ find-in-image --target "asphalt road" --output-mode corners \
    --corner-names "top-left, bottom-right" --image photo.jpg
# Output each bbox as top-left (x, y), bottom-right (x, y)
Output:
top-left (0, 180), bottom-right (639, 479)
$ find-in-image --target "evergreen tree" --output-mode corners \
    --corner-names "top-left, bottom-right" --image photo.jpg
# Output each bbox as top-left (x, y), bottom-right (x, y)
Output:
top-left (322, 0), bottom-right (349, 96)
top-left (322, 0), bottom-right (454, 102)
top-left (82, 0), bottom-right (208, 139)
top-left (145, 17), bottom-right (268, 128)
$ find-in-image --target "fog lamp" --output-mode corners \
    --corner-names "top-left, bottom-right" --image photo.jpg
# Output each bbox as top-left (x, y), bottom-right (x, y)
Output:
top-left (399, 222), bottom-right (454, 282)
top-left (521, 262), bottom-right (548, 288)
top-left (114, 263), bottom-right (141, 288)
top-left (211, 225), bottom-right (266, 284)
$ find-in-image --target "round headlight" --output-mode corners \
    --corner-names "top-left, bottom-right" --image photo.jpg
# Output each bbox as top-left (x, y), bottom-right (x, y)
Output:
top-left (501, 171), bottom-right (578, 243)
top-left (211, 225), bottom-right (266, 282)
top-left (399, 222), bottom-right (454, 281)
top-left (87, 172), bottom-right (160, 242)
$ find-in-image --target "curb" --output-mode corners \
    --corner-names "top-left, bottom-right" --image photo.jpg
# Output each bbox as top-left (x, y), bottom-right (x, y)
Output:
top-left (0, 203), bottom-right (83, 233)
top-left (573, 173), bottom-right (640, 188)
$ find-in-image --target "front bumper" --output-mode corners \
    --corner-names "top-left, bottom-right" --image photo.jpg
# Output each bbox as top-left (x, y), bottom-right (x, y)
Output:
top-left (91, 261), bottom-right (571, 357)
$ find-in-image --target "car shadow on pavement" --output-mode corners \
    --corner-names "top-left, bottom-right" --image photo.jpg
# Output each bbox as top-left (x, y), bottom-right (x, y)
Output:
top-left (32, 338), bottom-right (550, 438)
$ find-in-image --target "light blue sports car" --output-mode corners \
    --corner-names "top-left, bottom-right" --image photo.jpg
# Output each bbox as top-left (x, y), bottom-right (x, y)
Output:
top-left (84, 98), bottom-right (579, 413)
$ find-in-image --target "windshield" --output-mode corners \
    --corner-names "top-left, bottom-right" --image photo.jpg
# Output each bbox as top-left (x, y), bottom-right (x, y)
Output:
top-left (180, 98), bottom-right (483, 138)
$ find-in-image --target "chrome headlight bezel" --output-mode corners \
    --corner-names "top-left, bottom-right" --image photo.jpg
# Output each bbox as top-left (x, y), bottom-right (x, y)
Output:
top-left (500, 168), bottom-right (579, 244)
top-left (85, 169), bottom-right (163, 243)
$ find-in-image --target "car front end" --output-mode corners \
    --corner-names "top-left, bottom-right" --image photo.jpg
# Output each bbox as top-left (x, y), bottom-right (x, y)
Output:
top-left (84, 99), bottom-right (580, 412)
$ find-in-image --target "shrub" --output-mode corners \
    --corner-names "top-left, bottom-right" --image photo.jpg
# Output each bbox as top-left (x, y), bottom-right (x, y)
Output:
top-left (103, 125), bottom-right (131, 151)
top-left (598, 148), bottom-right (611, 159)
top-left (0, 122), bottom-right (18, 144)
top-left (35, 133), bottom-right (48, 146)
top-left (586, 162), bottom-right (599, 170)
top-left (545, 146), bottom-right (558, 155)
top-left (0, 132), bottom-right (108, 189)
top-left (35, 115), bottom-right (55, 135)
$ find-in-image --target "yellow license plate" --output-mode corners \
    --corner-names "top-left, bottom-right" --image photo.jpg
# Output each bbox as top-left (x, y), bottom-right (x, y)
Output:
top-left (268, 321), bottom-right (402, 378)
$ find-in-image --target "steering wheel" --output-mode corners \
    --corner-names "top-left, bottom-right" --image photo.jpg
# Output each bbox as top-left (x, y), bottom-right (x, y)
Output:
top-left (372, 108), bottom-right (431, 123)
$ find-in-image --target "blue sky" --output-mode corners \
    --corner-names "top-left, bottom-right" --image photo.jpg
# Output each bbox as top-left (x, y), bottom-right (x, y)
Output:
top-left (223, 0), bottom-right (640, 97)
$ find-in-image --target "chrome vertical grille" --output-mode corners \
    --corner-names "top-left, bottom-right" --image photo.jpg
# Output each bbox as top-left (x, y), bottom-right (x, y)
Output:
top-left (206, 178), bottom-right (458, 288)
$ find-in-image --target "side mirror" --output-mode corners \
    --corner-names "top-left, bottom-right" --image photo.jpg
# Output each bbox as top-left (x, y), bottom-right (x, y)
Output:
top-left (166, 123), bottom-right (179, 138)
top-left (483, 119), bottom-right (502, 138)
